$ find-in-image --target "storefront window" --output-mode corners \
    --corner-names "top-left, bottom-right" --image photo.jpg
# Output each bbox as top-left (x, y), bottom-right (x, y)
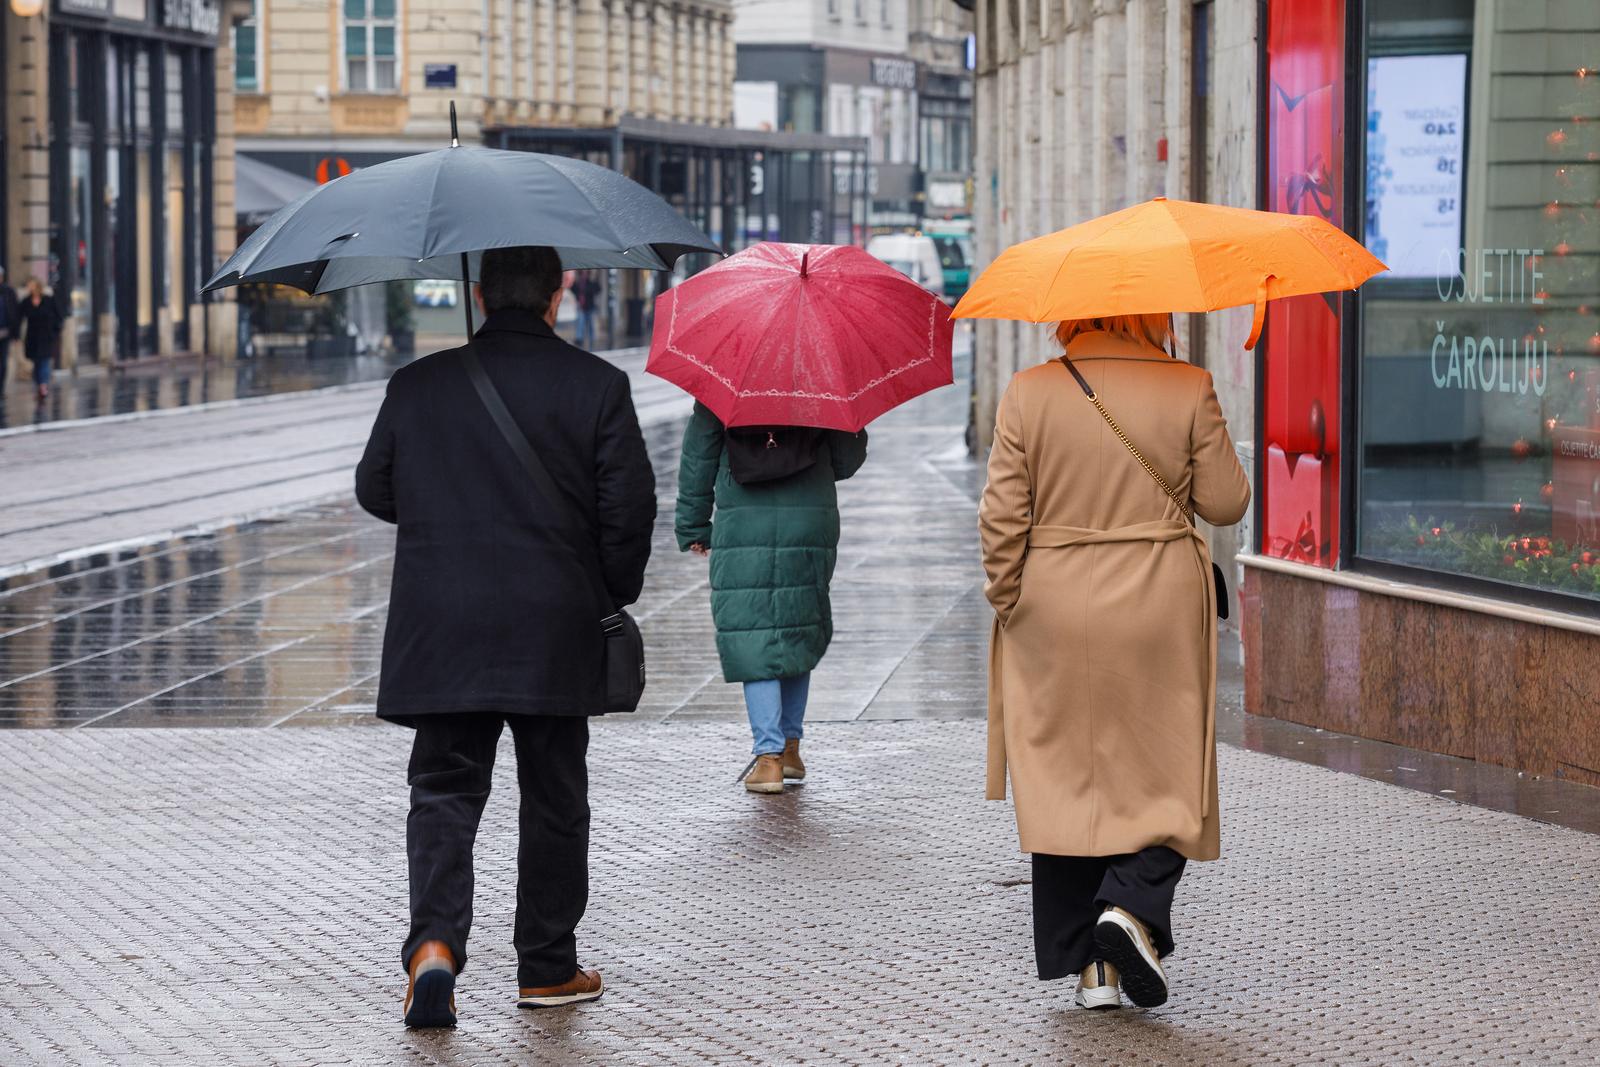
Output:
top-left (164, 51), bottom-right (188, 341)
top-left (344, 0), bottom-right (398, 93)
top-left (234, 2), bottom-right (259, 92)
top-left (105, 143), bottom-right (119, 342)
top-left (70, 146), bottom-right (93, 324)
top-left (1357, 1), bottom-right (1600, 601)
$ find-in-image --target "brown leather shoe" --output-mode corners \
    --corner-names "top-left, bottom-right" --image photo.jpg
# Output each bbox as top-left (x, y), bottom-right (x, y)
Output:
top-left (742, 753), bottom-right (785, 794)
top-left (781, 738), bottom-right (806, 780)
top-left (403, 940), bottom-right (457, 1028)
top-left (517, 967), bottom-right (604, 1008)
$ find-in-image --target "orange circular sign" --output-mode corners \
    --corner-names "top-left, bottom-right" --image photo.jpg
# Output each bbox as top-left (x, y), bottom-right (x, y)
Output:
top-left (315, 157), bottom-right (352, 184)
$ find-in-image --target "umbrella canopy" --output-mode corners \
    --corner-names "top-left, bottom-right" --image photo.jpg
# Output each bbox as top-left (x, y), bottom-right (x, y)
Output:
top-left (205, 146), bottom-right (722, 295)
top-left (647, 242), bottom-right (954, 432)
top-left (952, 196), bottom-right (1387, 348)
top-left (234, 155), bottom-right (320, 227)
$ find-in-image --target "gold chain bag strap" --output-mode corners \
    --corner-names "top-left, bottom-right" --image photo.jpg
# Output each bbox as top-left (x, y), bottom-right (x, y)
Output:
top-left (1057, 355), bottom-right (1229, 620)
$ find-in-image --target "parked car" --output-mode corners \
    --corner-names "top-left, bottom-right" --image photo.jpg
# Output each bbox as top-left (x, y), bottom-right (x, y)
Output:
top-left (866, 234), bottom-right (947, 300)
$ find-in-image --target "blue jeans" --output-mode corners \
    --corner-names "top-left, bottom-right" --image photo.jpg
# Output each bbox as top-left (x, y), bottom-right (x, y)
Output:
top-left (742, 673), bottom-right (811, 756)
top-left (574, 309), bottom-right (597, 349)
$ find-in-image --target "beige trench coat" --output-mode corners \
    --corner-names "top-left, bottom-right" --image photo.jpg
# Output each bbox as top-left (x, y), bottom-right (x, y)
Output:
top-left (980, 331), bottom-right (1251, 861)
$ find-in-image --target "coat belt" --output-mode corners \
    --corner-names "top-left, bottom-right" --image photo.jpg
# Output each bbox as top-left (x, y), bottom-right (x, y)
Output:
top-left (1027, 519), bottom-right (1200, 549)
top-left (991, 516), bottom-right (1218, 823)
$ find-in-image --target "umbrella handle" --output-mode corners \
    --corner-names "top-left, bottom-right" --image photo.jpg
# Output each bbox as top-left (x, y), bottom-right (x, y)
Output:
top-left (1244, 274), bottom-right (1274, 351)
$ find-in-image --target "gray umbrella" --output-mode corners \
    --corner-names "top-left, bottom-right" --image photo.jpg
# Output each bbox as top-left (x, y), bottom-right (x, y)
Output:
top-left (205, 107), bottom-right (721, 332)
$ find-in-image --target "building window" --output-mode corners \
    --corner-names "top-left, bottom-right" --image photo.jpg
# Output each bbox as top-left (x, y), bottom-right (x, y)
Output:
top-left (1354, 0), bottom-right (1600, 602)
top-left (234, 2), bottom-right (259, 91)
top-left (344, 0), bottom-right (398, 93)
top-left (881, 0), bottom-right (891, 28)
top-left (827, 0), bottom-right (839, 19)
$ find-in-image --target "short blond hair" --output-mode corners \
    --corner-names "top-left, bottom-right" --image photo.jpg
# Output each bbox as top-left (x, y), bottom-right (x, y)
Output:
top-left (1055, 313), bottom-right (1174, 354)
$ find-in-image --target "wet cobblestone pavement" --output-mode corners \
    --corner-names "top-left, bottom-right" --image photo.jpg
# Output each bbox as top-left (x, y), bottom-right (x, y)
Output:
top-left (6, 340), bottom-right (1600, 1062)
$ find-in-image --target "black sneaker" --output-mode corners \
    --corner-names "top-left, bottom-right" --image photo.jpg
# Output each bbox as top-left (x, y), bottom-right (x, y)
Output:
top-left (1093, 907), bottom-right (1168, 1007)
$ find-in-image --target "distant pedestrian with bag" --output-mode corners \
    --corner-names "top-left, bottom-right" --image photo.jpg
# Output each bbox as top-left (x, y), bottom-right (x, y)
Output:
top-left (0, 268), bottom-right (19, 397)
top-left (356, 245), bottom-right (657, 1028)
top-left (20, 277), bottom-right (65, 403)
top-left (675, 405), bottom-right (868, 793)
top-left (979, 314), bottom-right (1250, 1010)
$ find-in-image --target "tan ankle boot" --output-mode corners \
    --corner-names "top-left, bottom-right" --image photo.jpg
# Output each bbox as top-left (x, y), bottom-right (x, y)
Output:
top-left (781, 738), bottom-right (805, 780)
top-left (743, 753), bottom-right (785, 794)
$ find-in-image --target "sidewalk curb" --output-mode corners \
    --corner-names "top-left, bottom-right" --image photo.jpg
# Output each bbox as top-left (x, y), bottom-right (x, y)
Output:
top-left (0, 345), bottom-right (652, 440)
top-left (0, 380), bottom-right (386, 440)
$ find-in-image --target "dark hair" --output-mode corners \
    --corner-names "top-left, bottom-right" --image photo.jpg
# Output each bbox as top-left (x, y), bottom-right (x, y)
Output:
top-left (479, 246), bottom-right (564, 315)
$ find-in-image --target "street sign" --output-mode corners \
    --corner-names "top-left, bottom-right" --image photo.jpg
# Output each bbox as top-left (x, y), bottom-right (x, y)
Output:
top-left (424, 63), bottom-right (457, 90)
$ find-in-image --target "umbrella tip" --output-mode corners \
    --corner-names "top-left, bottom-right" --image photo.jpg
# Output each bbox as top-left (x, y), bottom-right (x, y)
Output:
top-left (449, 101), bottom-right (460, 148)
top-left (800, 251), bottom-right (809, 278)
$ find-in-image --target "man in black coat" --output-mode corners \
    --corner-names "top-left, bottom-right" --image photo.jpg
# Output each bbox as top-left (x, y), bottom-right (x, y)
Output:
top-left (356, 246), bottom-right (656, 1028)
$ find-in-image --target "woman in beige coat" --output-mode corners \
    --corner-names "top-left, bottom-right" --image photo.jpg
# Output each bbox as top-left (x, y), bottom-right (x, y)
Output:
top-left (979, 314), bottom-right (1250, 1010)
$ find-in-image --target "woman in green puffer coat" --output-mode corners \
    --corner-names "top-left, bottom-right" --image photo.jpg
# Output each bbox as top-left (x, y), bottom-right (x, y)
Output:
top-left (675, 402), bottom-right (869, 795)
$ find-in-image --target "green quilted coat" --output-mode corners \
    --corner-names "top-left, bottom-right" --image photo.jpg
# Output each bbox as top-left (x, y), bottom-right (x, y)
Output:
top-left (674, 403), bottom-right (869, 684)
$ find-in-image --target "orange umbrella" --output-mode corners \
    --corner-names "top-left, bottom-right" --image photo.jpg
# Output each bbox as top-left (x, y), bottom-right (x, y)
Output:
top-left (951, 197), bottom-right (1387, 349)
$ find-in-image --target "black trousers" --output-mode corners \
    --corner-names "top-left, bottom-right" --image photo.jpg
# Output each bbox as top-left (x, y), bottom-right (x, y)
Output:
top-left (402, 713), bottom-right (590, 989)
top-left (1031, 847), bottom-right (1186, 980)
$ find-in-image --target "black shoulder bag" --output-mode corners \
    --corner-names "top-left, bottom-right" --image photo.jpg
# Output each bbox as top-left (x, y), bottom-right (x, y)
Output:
top-left (724, 425), bottom-right (825, 486)
top-left (1058, 355), bottom-right (1231, 620)
top-left (462, 349), bottom-right (646, 713)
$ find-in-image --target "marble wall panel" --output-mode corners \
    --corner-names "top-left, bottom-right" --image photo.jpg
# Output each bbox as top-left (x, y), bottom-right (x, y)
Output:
top-left (1246, 568), bottom-right (1600, 783)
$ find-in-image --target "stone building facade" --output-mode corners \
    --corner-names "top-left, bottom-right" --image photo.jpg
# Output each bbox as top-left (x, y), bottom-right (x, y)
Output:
top-left (2, 0), bottom-right (243, 370)
top-left (970, 0), bottom-right (1260, 584)
top-left (909, 0), bottom-right (974, 222)
top-left (234, 0), bottom-right (736, 150)
top-left (732, 0), bottom-right (970, 235)
top-left (232, 0), bottom-right (790, 348)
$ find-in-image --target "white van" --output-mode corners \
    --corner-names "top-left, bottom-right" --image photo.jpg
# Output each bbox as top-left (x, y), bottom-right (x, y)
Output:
top-left (866, 234), bottom-right (947, 299)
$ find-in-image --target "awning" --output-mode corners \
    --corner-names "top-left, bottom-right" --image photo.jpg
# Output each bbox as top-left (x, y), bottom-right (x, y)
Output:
top-left (236, 154), bottom-right (320, 226)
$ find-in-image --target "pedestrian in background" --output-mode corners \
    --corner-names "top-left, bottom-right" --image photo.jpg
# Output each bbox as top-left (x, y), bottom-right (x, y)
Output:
top-left (572, 271), bottom-right (601, 350)
top-left (675, 405), bottom-right (868, 793)
top-left (979, 314), bottom-right (1249, 1010)
top-left (356, 246), bottom-right (657, 1028)
top-left (0, 268), bottom-right (18, 397)
top-left (20, 277), bottom-right (64, 403)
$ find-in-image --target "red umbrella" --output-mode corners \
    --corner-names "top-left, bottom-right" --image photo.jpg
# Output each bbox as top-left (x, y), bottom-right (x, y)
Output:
top-left (646, 242), bottom-right (954, 431)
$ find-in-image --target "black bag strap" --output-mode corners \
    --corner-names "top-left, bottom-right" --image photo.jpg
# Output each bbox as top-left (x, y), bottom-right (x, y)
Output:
top-left (461, 347), bottom-right (620, 620)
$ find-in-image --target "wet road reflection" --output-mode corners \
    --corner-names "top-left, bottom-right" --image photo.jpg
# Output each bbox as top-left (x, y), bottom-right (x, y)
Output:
top-left (1, 351), bottom-right (416, 432)
top-left (0, 387), bottom-right (989, 733)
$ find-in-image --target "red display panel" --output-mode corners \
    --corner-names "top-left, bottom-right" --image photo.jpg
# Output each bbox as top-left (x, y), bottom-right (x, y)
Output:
top-left (1262, 0), bottom-right (1345, 566)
